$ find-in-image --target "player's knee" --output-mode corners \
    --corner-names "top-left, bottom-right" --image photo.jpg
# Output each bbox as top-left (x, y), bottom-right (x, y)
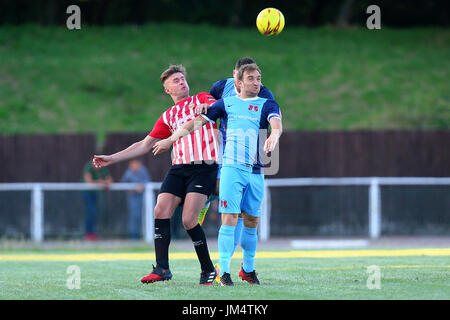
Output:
top-left (244, 219), bottom-right (259, 228)
top-left (182, 214), bottom-right (197, 230)
top-left (243, 212), bottom-right (259, 228)
top-left (222, 213), bottom-right (239, 226)
top-left (154, 203), bottom-right (171, 219)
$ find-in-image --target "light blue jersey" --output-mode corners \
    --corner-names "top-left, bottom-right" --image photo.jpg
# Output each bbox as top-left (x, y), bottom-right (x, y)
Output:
top-left (202, 95), bottom-right (281, 215)
top-left (203, 95), bottom-right (281, 172)
top-left (209, 78), bottom-right (275, 174)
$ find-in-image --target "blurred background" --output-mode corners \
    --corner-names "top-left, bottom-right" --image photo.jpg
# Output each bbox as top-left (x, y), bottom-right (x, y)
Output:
top-left (0, 0), bottom-right (449, 242)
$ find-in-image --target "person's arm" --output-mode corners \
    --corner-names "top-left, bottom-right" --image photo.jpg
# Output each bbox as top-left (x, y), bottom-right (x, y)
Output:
top-left (262, 100), bottom-right (283, 153)
top-left (93, 135), bottom-right (161, 168)
top-left (264, 117), bottom-right (283, 153)
top-left (152, 115), bottom-right (208, 155)
top-left (194, 92), bottom-right (217, 115)
top-left (93, 111), bottom-right (172, 168)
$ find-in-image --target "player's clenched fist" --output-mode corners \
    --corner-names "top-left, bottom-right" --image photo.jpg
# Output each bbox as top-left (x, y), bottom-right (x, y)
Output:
top-left (92, 155), bottom-right (114, 168)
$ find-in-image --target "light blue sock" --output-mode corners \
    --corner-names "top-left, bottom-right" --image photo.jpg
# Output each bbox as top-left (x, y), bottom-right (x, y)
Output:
top-left (218, 224), bottom-right (235, 276)
top-left (231, 217), bottom-right (244, 257)
top-left (240, 227), bottom-right (258, 273)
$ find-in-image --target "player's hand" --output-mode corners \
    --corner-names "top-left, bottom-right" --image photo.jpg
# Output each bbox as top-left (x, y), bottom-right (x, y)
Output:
top-left (152, 138), bottom-right (173, 155)
top-left (263, 134), bottom-right (279, 154)
top-left (93, 155), bottom-right (114, 168)
top-left (194, 103), bottom-right (209, 116)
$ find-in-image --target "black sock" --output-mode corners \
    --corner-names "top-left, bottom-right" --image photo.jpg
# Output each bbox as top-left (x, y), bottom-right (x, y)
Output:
top-left (186, 224), bottom-right (215, 272)
top-left (154, 219), bottom-right (171, 269)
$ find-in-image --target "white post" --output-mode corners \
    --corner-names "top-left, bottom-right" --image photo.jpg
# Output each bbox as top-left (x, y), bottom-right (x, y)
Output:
top-left (260, 184), bottom-right (271, 241)
top-left (30, 184), bottom-right (44, 243)
top-left (369, 178), bottom-right (381, 239)
top-left (143, 183), bottom-right (155, 243)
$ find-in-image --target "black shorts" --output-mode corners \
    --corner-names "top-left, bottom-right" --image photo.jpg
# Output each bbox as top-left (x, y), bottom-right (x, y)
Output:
top-left (159, 162), bottom-right (218, 200)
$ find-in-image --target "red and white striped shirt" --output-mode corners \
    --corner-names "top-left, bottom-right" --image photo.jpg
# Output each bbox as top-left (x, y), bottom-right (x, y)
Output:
top-left (148, 92), bottom-right (219, 165)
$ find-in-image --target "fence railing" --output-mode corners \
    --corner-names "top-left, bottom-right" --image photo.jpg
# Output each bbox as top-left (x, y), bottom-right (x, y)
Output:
top-left (0, 182), bottom-right (160, 243)
top-left (1, 177), bottom-right (449, 243)
top-left (262, 177), bottom-right (450, 241)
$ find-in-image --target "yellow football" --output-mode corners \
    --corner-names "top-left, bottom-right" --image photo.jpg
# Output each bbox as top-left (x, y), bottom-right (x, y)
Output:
top-left (256, 8), bottom-right (285, 36)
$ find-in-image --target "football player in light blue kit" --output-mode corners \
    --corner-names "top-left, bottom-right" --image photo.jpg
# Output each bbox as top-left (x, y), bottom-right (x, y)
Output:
top-left (153, 63), bottom-right (282, 286)
top-left (198, 57), bottom-right (275, 261)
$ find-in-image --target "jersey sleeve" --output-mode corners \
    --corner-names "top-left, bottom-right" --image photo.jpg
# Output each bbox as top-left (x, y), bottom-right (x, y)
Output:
top-left (202, 99), bottom-right (226, 122)
top-left (197, 92), bottom-right (217, 106)
top-left (148, 112), bottom-right (172, 139)
top-left (262, 99), bottom-right (281, 122)
top-left (209, 79), bottom-right (227, 99)
top-left (258, 85), bottom-right (275, 100)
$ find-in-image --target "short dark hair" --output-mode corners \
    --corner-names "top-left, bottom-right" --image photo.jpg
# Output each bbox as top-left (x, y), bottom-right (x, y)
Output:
top-left (235, 57), bottom-right (255, 70)
top-left (237, 63), bottom-right (261, 81)
top-left (160, 64), bottom-right (186, 85)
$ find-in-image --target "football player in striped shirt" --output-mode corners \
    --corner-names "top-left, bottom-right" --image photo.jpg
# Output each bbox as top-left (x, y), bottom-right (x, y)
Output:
top-left (93, 65), bottom-right (219, 285)
top-left (153, 63), bottom-right (282, 286)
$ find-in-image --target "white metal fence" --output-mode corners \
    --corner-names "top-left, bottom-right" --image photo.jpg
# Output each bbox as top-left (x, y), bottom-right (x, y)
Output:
top-left (0, 182), bottom-right (160, 243)
top-left (1, 177), bottom-right (449, 243)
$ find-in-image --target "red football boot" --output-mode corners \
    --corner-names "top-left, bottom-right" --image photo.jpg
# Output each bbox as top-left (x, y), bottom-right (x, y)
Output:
top-left (239, 264), bottom-right (260, 285)
top-left (141, 264), bottom-right (172, 283)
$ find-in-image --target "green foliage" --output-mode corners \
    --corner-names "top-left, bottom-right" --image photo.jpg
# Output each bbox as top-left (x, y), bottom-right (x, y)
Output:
top-left (0, 24), bottom-right (448, 140)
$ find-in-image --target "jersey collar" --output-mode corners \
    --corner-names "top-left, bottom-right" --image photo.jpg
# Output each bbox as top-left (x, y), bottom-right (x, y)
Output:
top-left (236, 95), bottom-right (260, 101)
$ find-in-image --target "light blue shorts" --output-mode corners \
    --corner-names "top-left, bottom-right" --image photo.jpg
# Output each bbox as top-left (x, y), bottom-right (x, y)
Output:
top-left (218, 166), bottom-right (264, 217)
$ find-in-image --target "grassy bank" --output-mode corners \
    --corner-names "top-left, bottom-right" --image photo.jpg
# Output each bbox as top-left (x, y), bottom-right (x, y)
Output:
top-left (0, 24), bottom-right (448, 140)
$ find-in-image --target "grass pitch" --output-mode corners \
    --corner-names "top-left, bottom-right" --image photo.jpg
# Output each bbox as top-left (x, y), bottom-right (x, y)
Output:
top-left (0, 247), bottom-right (449, 300)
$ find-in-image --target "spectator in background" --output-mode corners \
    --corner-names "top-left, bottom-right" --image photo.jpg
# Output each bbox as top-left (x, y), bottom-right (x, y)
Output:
top-left (121, 159), bottom-right (150, 240)
top-left (81, 160), bottom-right (113, 241)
